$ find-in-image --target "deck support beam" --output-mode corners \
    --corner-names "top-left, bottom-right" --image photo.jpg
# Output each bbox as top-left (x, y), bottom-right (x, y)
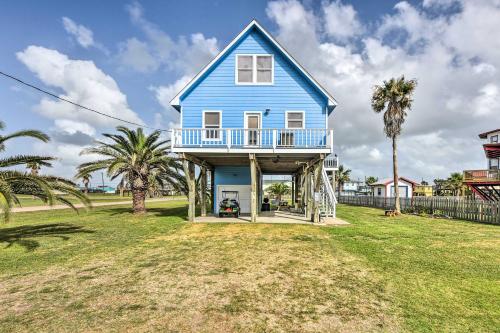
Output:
top-left (200, 166), bottom-right (207, 217)
top-left (311, 155), bottom-right (324, 223)
top-left (210, 169), bottom-right (215, 213)
top-left (294, 173), bottom-right (300, 209)
top-left (249, 154), bottom-right (258, 223)
top-left (304, 168), bottom-right (311, 219)
top-left (179, 153), bottom-right (213, 170)
top-left (182, 159), bottom-right (196, 222)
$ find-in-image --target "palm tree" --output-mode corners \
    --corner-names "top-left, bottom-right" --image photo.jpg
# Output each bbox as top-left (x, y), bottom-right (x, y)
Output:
top-left (76, 126), bottom-right (184, 214)
top-left (447, 172), bottom-right (464, 197)
top-left (0, 120), bottom-right (90, 221)
top-left (336, 165), bottom-right (351, 197)
top-left (267, 182), bottom-right (290, 203)
top-left (80, 172), bottom-right (92, 194)
top-left (365, 176), bottom-right (378, 186)
top-left (26, 161), bottom-right (41, 175)
top-left (372, 75), bottom-right (417, 214)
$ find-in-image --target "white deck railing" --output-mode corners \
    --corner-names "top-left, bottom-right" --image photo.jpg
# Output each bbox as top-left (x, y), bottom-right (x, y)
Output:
top-left (324, 155), bottom-right (339, 169)
top-left (171, 128), bottom-right (333, 151)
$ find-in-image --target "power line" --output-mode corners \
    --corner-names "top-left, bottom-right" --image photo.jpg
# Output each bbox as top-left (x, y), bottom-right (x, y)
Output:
top-left (0, 70), bottom-right (167, 131)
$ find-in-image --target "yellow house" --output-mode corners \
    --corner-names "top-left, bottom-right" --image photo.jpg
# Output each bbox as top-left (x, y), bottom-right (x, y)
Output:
top-left (413, 185), bottom-right (433, 197)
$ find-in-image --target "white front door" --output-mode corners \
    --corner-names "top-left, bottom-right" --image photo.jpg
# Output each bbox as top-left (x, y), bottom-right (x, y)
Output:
top-left (244, 113), bottom-right (261, 146)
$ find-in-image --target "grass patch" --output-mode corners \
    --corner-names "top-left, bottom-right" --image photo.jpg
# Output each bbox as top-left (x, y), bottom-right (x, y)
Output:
top-left (0, 201), bottom-right (498, 332)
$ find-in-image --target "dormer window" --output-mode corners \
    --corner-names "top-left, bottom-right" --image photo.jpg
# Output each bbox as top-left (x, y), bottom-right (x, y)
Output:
top-left (491, 135), bottom-right (498, 143)
top-left (236, 54), bottom-right (273, 84)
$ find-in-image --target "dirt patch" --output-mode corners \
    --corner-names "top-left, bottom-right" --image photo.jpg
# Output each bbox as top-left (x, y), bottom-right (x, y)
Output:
top-left (0, 224), bottom-right (400, 332)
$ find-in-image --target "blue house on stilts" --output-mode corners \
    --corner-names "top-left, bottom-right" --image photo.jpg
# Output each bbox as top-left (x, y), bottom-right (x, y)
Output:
top-left (170, 20), bottom-right (338, 223)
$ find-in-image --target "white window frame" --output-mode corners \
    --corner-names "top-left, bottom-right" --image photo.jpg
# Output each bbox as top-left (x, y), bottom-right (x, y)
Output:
top-left (491, 135), bottom-right (498, 143)
top-left (202, 110), bottom-right (222, 141)
top-left (235, 54), bottom-right (274, 85)
top-left (285, 111), bottom-right (305, 129)
top-left (489, 158), bottom-right (499, 169)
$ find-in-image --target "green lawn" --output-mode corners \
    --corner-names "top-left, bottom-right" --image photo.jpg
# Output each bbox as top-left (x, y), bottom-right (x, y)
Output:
top-left (0, 201), bottom-right (498, 332)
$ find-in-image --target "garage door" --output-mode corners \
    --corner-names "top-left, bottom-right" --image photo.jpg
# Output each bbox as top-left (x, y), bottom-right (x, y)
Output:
top-left (391, 185), bottom-right (409, 198)
top-left (217, 185), bottom-right (251, 213)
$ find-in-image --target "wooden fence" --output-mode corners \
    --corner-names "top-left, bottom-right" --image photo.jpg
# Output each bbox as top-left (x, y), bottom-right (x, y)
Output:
top-left (338, 196), bottom-right (500, 225)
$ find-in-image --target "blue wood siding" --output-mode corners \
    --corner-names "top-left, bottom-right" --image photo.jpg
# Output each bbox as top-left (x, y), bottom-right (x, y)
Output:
top-left (181, 28), bottom-right (327, 129)
top-left (213, 166), bottom-right (251, 212)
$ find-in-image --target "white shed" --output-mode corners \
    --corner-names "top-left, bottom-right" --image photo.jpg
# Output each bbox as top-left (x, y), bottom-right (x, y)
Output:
top-left (371, 177), bottom-right (418, 198)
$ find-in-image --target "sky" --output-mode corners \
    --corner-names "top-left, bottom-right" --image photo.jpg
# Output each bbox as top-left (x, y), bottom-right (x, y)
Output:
top-left (1, 0), bottom-right (499, 186)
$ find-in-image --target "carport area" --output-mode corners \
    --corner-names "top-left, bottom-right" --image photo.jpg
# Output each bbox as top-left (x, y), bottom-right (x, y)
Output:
top-left (181, 151), bottom-right (332, 224)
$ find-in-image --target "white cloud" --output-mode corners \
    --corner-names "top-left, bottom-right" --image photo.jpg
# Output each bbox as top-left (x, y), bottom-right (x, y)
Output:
top-left (369, 148), bottom-right (382, 161)
top-left (323, 1), bottom-right (363, 41)
top-left (150, 76), bottom-right (191, 111)
top-left (118, 37), bottom-right (159, 73)
top-left (17, 46), bottom-right (143, 129)
top-left (422, 0), bottom-right (460, 8)
top-left (149, 76), bottom-right (191, 128)
top-left (120, 1), bottom-right (220, 124)
top-left (61, 17), bottom-right (109, 54)
top-left (54, 119), bottom-right (96, 136)
top-left (473, 83), bottom-right (500, 116)
top-left (16, 46), bottom-right (145, 179)
top-left (118, 1), bottom-right (218, 75)
top-left (62, 17), bottom-right (94, 48)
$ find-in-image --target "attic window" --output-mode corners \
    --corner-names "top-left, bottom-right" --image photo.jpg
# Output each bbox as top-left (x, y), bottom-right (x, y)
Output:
top-left (236, 54), bottom-right (273, 84)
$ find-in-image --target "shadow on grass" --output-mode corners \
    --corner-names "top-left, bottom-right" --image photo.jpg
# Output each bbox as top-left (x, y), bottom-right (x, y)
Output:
top-left (0, 223), bottom-right (95, 251)
top-left (106, 204), bottom-right (189, 220)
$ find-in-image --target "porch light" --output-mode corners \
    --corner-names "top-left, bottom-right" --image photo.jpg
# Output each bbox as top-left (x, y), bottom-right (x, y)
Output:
top-left (264, 108), bottom-right (270, 116)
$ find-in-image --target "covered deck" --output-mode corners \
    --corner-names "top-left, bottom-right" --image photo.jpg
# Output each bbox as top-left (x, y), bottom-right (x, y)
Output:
top-left (180, 149), bottom-right (334, 224)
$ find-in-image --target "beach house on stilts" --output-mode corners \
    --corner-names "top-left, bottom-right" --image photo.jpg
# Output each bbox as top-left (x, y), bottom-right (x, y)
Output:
top-left (170, 20), bottom-right (339, 223)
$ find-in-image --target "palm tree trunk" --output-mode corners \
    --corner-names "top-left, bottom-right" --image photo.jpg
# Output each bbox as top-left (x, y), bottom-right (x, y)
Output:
top-left (132, 188), bottom-right (146, 214)
top-left (392, 136), bottom-right (401, 214)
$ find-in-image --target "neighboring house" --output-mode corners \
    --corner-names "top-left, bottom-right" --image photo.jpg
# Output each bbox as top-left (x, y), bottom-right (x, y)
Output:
top-left (342, 180), bottom-right (371, 196)
top-left (414, 185), bottom-right (433, 197)
top-left (343, 180), bottom-right (362, 193)
top-left (79, 185), bottom-right (116, 194)
top-left (370, 177), bottom-right (418, 198)
top-left (170, 20), bottom-right (338, 222)
top-left (463, 129), bottom-right (500, 201)
top-left (97, 186), bottom-right (116, 194)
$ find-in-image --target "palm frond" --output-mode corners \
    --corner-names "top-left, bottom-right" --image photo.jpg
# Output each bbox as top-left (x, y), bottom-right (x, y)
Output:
top-left (0, 129), bottom-right (50, 144)
top-left (0, 155), bottom-right (54, 168)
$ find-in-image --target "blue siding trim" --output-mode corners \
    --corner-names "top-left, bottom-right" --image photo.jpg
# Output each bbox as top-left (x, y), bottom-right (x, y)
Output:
top-left (181, 28), bottom-right (327, 130)
top-left (213, 166), bottom-right (251, 212)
